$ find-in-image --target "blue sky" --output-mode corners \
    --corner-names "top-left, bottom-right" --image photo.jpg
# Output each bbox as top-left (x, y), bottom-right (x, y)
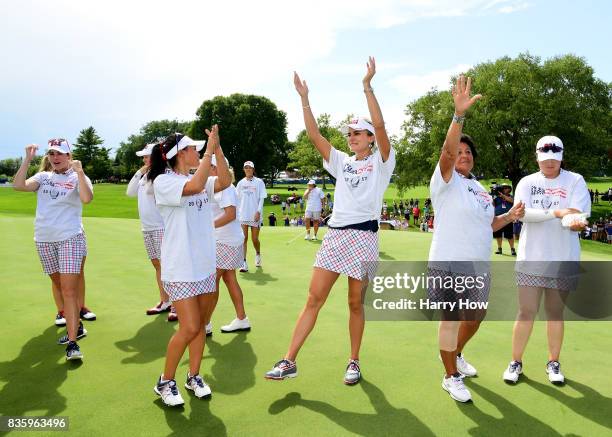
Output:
top-left (1, 0), bottom-right (610, 160)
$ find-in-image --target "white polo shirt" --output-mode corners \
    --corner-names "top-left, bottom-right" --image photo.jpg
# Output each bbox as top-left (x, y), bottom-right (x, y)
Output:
top-left (305, 187), bottom-right (325, 213)
top-left (31, 169), bottom-right (93, 242)
top-left (126, 170), bottom-right (164, 231)
top-left (154, 172), bottom-right (217, 282)
top-left (236, 176), bottom-right (267, 222)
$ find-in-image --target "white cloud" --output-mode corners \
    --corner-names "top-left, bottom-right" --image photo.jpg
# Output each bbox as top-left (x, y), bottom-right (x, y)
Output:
top-left (388, 64), bottom-right (473, 100)
top-left (0, 0), bottom-right (535, 157)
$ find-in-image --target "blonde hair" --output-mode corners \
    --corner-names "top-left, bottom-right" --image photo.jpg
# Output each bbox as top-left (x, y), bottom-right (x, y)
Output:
top-left (39, 155), bottom-right (53, 172)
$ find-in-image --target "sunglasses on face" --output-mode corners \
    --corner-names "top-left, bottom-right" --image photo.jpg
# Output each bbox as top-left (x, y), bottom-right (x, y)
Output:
top-left (538, 144), bottom-right (563, 153)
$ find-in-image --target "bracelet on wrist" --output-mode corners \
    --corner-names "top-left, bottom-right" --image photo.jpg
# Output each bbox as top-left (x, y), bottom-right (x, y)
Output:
top-left (452, 113), bottom-right (466, 124)
top-left (302, 105), bottom-right (310, 109)
top-left (202, 153), bottom-right (212, 159)
top-left (364, 87), bottom-right (374, 93)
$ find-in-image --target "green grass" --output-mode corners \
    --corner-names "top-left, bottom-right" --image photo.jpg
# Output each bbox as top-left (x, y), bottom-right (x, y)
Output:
top-left (0, 215), bottom-right (611, 436)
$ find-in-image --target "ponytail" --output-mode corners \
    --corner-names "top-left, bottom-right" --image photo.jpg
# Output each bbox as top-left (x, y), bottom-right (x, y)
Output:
top-left (148, 134), bottom-right (182, 183)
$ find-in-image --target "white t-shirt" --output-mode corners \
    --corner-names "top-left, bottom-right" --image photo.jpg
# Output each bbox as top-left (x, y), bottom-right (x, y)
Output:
top-left (154, 172), bottom-right (217, 282)
top-left (126, 171), bottom-right (164, 231)
top-left (305, 187), bottom-right (325, 212)
top-left (428, 163), bottom-right (494, 262)
top-left (514, 169), bottom-right (590, 262)
top-left (323, 147), bottom-right (395, 227)
top-left (31, 169), bottom-right (93, 242)
top-left (236, 177), bottom-right (267, 222)
top-left (211, 184), bottom-right (244, 247)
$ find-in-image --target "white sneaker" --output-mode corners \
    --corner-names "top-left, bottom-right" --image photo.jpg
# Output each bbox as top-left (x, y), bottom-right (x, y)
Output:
top-left (442, 374), bottom-right (472, 402)
top-left (312, 235), bottom-right (318, 240)
top-left (239, 261), bottom-right (248, 272)
top-left (185, 373), bottom-right (212, 399)
top-left (221, 317), bottom-right (251, 333)
top-left (546, 360), bottom-right (565, 384)
top-left (456, 353), bottom-right (477, 377)
top-left (503, 360), bottom-right (523, 383)
top-left (205, 322), bottom-right (213, 337)
top-left (255, 254), bottom-right (262, 267)
top-left (304, 233), bottom-right (311, 240)
top-left (154, 377), bottom-right (185, 407)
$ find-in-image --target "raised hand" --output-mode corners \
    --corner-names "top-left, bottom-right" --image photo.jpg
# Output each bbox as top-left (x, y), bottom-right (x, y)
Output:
top-left (71, 160), bottom-right (83, 172)
top-left (293, 72), bottom-right (309, 98)
top-left (25, 144), bottom-right (38, 161)
top-left (452, 75), bottom-right (482, 116)
top-left (205, 124), bottom-right (219, 152)
top-left (363, 56), bottom-right (376, 86)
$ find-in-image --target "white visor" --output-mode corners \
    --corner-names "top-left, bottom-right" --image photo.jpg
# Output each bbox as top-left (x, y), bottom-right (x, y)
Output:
top-left (340, 118), bottom-right (375, 135)
top-left (136, 143), bottom-right (156, 157)
top-left (165, 135), bottom-right (206, 160)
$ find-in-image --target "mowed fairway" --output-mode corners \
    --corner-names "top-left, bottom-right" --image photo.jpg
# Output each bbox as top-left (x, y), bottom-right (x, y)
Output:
top-left (0, 214), bottom-right (611, 436)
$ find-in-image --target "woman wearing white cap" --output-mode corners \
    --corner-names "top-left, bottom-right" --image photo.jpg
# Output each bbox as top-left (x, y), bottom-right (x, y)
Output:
top-left (503, 135), bottom-right (590, 385)
top-left (13, 138), bottom-right (93, 361)
top-left (126, 143), bottom-right (172, 319)
top-left (265, 57), bottom-right (394, 385)
top-left (147, 128), bottom-right (231, 407)
top-left (303, 179), bottom-right (325, 240)
top-left (236, 161), bottom-right (267, 272)
top-left (428, 76), bottom-right (524, 403)
top-left (208, 155), bottom-right (251, 334)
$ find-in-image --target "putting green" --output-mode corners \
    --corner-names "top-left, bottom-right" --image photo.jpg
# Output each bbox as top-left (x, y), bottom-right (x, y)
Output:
top-left (0, 216), bottom-right (610, 436)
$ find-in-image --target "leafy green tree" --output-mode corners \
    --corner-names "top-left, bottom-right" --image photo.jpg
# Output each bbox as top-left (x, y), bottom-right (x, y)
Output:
top-left (397, 53), bottom-right (612, 191)
top-left (72, 127), bottom-right (112, 181)
top-left (114, 119), bottom-right (192, 179)
top-left (288, 114), bottom-right (350, 188)
top-left (190, 94), bottom-right (289, 186)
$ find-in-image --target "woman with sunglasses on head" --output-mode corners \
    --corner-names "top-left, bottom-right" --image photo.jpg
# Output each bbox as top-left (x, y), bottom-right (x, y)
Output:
top-left (265, 57), bottom-right (395, 385)
top-left (13, 139), bottom-right (93, 362)
top-left (207, 156), bottom-right (251, 335)
top-left (428, 76), bottom-right (524, 402)
top-left (147, 127), bottom-right (231, 407)
top-left (236, 161), bottom-right (267, 272)
top-left (503, 136), bottom-right (590, 385)
top-left (126, 143), bottom-right (172, 319)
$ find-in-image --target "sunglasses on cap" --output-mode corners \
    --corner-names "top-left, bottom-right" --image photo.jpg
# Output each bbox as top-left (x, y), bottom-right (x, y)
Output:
top-left (537, 144), bottom-right (563, 153)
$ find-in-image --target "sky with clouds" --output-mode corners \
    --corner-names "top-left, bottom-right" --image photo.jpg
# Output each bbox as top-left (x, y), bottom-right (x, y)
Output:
top-left (1, 0), bottom-right (610, 159)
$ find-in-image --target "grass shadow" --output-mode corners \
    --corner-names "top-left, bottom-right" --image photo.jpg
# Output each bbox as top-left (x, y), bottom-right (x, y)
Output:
top-left (154, 395), bottom-right (227, 437)
top-left (0, 326), bottom-right (70, 420)
top-left (379, 251), bottom-right (396, 260)
top-left (268, 378), bottom-right (434, 436)
top-left (457, 378), bottom-right (561, 436)
top-left (524, 377), bottom-right (611, 430)
top-left (115, 316), bottom-right (174, 364)
top-left (239, 270), bottom-right (278, 286)
top-left (204, 333), bottom-right (256, 395)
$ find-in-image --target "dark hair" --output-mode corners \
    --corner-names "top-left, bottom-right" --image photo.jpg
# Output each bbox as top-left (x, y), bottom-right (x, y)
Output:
top-left (460, 134), bottom-right (478, 159)
top-left (148, 133), bottom-right (184, 183)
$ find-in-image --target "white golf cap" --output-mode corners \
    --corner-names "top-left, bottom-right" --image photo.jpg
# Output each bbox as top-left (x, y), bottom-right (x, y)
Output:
top-left (536, 135), bottom-right (564, 162)
top-left (211, 155), bottom-right (229, 167)
top-left (47, 138), bottom-right (71, 154)
top-left (165, 134), bottom-right (206, 160)
top-left (136, 143), bottom-right (156, 157)
top-left (340, 117), bottom-right (375, 135)
top-left (243, 161), bottom-right (255, 168)
top-left (307, 179), bottom-right (316, 185)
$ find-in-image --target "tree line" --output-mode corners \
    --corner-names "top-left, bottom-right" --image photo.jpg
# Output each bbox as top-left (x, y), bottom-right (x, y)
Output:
top-left (1, 53), bottom-right (610, 189)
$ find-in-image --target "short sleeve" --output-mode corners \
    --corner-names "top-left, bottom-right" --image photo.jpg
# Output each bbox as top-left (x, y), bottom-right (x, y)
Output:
top-left (205, 176), bottom-right (217, 199)
top-left (513, 178), bottom-right (530, 206)
top-left (429, 163), bottom-right (458, 199)
top-left (376, 147), bottom-right (396, 178)
top-left (78, 175), bottom-right (94, 194)
top-left (29, 172), bottom-right (47, 190)
top-left (216, 185), bottom-right (236, 209)
top-left (323, 147), bottom-right (348, 179)
top-left (154, 174), bottom-right (188, 207)
top-left (258, 178), bottom-right (267, 199)
top-left (568, 175), bottom-right (591, 215)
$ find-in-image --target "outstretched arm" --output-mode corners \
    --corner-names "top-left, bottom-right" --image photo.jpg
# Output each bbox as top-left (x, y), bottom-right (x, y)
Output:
top-left (294, 72), bottom-right (332, 162)
top-left (439, 75), bottom-right (482, 182)
top-left (13, 145), bottom-right (40, 192)
top-left (362, 57), bottom-right (391, 162)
